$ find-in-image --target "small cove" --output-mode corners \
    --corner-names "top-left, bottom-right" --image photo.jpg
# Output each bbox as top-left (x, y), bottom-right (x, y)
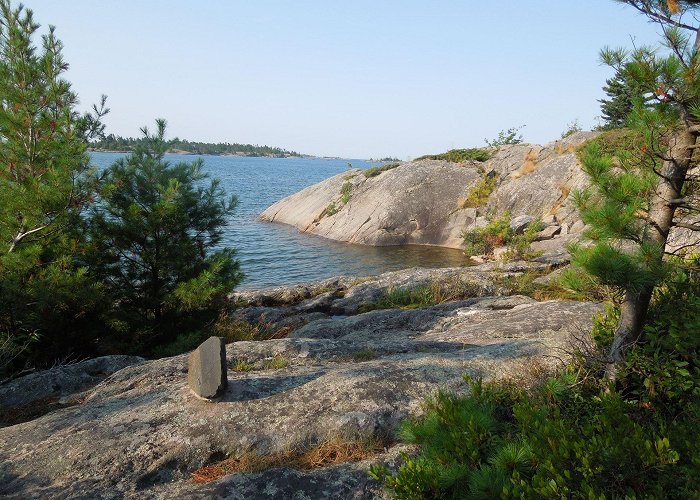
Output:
top-left (90, 152), bottom-right (471, 289)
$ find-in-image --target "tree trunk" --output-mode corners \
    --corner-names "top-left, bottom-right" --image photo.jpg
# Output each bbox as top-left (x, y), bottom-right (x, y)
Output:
top-left (606, 127), bottom-right (697, 380)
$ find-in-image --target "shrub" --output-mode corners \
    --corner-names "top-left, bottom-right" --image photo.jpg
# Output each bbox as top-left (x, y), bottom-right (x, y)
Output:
top-left (363, 163), bottom-right (400, 178)
top-left (462, 212), bottom-right (543, 261)
top-left (416, 148), bottom-right (492, 163)
top-left (322, 201), bottom-right (340, 217)
top-left (561, 119), bottom-right (582, 138)
top-left (340, 181), bottom-right (353, 204)
top-left (461, 174), bottom-right (498, 208)
top-left (502, 219), bottom-right (544, 261)
top-left (87, 120), bottom-right (242, 354)
top-left (462, 212), bottom-right (514, 257)
top-left (484, 126), bottom-right (525, 147)
top-left (370, 271), bottom-right (700, 499)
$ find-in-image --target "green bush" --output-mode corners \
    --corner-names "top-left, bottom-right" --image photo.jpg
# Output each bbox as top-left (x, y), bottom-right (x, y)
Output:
top-left (340, 181), bottom-right (353, 204)
top-left (484, 126), bottom-right (525, 148)
top-left (503, 219), bottom-right (544, 261)
top-left (462, 212), bottom-right (543, 261)
top-left (462, 174), bottom-right (498, 208)
top-left (363, 163), bottom-right (400, 178)
top-left (416, 148), bottom-right (492, 163)
top-left (462, 212), bottom-right (514, 257)
top-left (323, 201), bottom-right (340, 217)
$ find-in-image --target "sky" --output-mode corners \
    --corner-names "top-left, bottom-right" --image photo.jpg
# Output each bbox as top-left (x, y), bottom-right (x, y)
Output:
top-left (27, 0), bottom-right (665, 159)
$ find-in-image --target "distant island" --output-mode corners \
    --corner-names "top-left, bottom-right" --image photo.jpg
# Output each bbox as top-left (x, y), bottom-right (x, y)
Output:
top-left (89, 134), bottom-right (302, 157)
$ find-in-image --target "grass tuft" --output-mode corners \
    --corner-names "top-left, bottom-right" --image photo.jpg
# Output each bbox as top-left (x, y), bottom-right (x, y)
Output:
top-left (352, 348), bottom-right (380, 362)
top-left (359, 278), bottom-right (481, 313)
top-left (230, 359), bottom-right (256, 372)
top-left (263, 354), bottom-right (289, 370)
top-left (214, 315), bottom-right (291, 343)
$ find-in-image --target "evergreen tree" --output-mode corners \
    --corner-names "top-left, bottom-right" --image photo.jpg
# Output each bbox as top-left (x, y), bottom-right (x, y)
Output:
top-left (87, 120), bottom-right (243, 352)
top-left (572, 0), bottom-right (700, 378)
top-left (598, 67), bottom-right (641, 129)
top-left (0, 0), bottom-right (107, 375)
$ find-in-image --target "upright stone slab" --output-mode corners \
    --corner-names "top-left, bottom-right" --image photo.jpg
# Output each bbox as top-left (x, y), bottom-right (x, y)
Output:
top-left (188, 336), bottom-right (227, 400)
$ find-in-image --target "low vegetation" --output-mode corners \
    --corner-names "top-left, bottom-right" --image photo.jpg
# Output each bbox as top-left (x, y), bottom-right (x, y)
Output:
top-left (340, 181), bottom-right (353, 204)
top-left (154, 317), bottom-right (290, 358)
top-left (416, 148), bottom-right (492, 163)
top-left (263, 354), bottom-right (289, 370)
top-left (461, 174), bottom-right (498, 208)
top-left (560, 119), bottom-right (582, 138)
top-left (351, 349), bottom-right (380, 362)
top-left (370, 270), bottom-right (700, 498)
top-left (462, 211), bottom-right (543, 261)
top-left (484, 125), bottom-right (525, 148)
top-left (359, 278), bottom-right (481, 312)
top-left (363, 163), bottom-right (401, 178)
top-left (230, 359), bottom-right (256, 372)
top-left (322, 201), bottom-right (340, 217)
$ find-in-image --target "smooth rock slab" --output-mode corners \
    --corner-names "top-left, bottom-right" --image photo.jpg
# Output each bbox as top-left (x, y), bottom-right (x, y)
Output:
top-left (188, 336), bottom-right (227, 400)
top-left (0, 297), bottom-right (602, 498)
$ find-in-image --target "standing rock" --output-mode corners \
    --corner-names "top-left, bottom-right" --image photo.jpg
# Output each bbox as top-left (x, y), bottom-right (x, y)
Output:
top-left (187, 337), bottom-right (227, 400)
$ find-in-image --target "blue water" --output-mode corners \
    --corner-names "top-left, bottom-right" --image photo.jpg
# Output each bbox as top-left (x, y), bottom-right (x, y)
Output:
top-left (90, 152), bottom-right (470, 289)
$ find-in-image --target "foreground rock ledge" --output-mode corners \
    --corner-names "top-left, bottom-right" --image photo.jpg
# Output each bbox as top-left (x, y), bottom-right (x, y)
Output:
top-left (0, 269), bottom-right (602, 499)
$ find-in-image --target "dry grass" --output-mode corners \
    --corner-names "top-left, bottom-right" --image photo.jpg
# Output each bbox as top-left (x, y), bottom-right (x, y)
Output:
top-left (191, 436), bottom-right (388, 483)
top-left (547, 183), bottom-right (572, 216)
top-left (510, 150), bottom-right (539, 179)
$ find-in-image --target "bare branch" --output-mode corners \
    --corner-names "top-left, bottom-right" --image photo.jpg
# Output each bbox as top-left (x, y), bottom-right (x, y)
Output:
top-left (8, 225), bottom-right (48, 253)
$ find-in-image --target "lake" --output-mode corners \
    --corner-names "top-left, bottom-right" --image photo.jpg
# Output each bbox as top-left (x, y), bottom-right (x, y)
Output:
top-left (90, 152), bottom-right (471, 289)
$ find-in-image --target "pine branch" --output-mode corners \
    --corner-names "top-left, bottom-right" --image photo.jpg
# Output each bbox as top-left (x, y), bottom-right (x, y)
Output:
top-left (619, 0), bottom-right (699, 31)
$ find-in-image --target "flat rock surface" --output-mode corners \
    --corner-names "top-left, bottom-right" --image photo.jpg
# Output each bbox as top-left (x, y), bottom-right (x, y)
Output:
top-left (0, 282), bottom-right (602, 498)
top-left (0, 355), bottom-right (144, 412)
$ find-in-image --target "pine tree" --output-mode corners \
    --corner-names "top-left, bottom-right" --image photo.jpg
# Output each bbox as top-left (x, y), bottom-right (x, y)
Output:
top-left (87, 120), bottom-right (243, 352)
top-left (573, 0), bottom-right (700, 378)
top-left (598, 68), bottom-right (640, 129)
top-left (0, 1), bottom-right (107, 375)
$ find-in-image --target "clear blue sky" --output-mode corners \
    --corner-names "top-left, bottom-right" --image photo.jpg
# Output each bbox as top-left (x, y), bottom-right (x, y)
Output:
top-left (28, 0), bottom-right (662, 159)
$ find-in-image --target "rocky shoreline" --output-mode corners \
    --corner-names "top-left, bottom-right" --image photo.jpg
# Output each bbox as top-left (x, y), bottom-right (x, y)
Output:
top-left (0, 255), bottom-right (603, 498)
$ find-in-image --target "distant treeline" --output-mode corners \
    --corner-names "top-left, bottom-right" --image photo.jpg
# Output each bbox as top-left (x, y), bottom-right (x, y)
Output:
top-left (90, 134), bottom-right (302, 157)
